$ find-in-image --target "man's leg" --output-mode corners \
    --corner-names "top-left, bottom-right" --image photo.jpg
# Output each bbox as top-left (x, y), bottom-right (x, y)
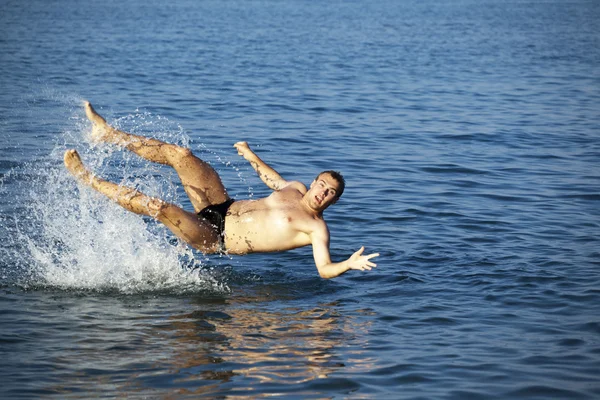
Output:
top-left (84, 101), bottom-right (228, 213)
top-left (64, 149), bottom-right (221, 253)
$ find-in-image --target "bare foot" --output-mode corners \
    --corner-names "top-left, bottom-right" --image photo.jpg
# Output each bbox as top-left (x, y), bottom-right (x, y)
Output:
top-left (84, 101), bottom-right (115, 143)
top-left (64, 149), bottom-right (91, 182)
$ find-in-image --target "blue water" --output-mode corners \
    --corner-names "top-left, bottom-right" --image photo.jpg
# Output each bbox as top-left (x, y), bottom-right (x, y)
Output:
top-left (1, 0), bottom-right (600, 398)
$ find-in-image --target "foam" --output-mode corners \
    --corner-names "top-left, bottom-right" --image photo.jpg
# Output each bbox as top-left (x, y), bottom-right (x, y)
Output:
top-left (2, 100), bottom-right (231, 294)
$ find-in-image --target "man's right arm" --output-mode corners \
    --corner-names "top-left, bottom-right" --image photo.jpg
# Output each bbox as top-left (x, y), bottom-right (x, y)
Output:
top-left (234, 141), bottom-right (288, 190)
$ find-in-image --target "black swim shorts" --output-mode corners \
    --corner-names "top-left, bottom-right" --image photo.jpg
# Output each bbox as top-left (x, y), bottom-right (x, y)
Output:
top-left (197, 199), bottom-right (235, 249)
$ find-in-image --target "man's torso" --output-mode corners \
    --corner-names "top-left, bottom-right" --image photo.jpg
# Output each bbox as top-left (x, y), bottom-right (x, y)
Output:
top-left (223, 184), bottom-right (323, 254)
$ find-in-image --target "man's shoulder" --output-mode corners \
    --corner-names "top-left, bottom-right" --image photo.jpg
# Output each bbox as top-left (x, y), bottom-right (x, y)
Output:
top-left (281, 181), bottom-right (307, 194)
top-left (304, 215), bottom-right (329, 240)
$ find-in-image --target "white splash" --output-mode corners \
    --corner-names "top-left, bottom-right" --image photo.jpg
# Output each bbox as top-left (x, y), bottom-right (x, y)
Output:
top-left (4, 101), bottom-right (230, 294)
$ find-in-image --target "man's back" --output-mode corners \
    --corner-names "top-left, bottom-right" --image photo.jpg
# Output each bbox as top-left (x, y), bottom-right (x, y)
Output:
top-left (224, 183), bottom-right (324, 254)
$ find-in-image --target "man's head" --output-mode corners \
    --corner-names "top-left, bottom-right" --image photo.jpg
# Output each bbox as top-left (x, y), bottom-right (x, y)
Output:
top-left (316, 170), bottom-right (345, 200)
top-left (305, 170), bottom-right (345, 212)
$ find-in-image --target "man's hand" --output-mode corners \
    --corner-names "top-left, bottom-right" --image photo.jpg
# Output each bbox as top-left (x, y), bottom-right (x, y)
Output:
top-left (347, 246), bottom-right (379, 271)
top-left (234, 141), bottom-right (253, 160)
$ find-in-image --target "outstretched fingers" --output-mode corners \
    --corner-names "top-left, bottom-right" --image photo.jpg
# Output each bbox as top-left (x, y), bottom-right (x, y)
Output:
top-left (350, 247), bottom-right (379, 271)
top-left (364, 252), bottom-right (379, 267)
top-left (359, 253), bottom-right (379, 270)
top-left (364, 253), bottom-right (379, 269)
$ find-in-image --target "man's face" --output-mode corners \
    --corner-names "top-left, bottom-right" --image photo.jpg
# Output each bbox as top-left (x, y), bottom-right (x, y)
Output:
top-left (306, 173), bottom-right (341, 211)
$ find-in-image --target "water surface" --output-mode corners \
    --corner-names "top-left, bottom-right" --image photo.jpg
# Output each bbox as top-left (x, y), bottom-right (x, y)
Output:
top-left (1, 0), bottom-right (599, 398)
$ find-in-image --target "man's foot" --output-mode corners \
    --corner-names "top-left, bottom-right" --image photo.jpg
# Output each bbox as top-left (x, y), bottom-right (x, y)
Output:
top-left (84, 101), bottom-right (117, 143)
top-left (64, 149), bottom-right (92, 182)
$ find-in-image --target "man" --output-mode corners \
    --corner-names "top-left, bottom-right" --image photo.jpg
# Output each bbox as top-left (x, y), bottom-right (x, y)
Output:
top-left (64, 101), bottom-right (379, 279)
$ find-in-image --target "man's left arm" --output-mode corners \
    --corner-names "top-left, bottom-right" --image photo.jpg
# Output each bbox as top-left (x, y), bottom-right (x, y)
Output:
top-left (234, 141), bottom-right (288, 190)
top-left (310, 225), bottom-right (379, 279)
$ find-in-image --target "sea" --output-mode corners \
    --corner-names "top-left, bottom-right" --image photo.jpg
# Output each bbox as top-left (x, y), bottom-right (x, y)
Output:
top-left (1, 0), bottom-right (599, 398)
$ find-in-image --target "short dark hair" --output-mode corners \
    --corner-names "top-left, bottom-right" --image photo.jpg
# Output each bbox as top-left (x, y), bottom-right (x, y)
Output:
top-left (317, 170), bottom-right (345, 199)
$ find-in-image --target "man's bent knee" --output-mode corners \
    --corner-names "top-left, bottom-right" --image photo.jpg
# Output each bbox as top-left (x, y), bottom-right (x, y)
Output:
top-left (169, 146), bottom-right (195, 163)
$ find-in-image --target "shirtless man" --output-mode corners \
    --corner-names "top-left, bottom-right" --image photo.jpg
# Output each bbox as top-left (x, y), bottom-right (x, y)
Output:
top-left (64, 102), bottom-right (379, 279)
